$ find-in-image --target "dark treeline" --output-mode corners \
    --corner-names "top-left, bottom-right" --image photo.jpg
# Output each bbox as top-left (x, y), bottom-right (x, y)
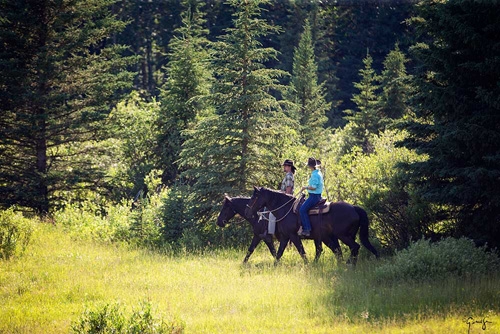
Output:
top-left (112, 0), bottom-right (416, 125)
top-left (1, 0), bottom-right (499, 251)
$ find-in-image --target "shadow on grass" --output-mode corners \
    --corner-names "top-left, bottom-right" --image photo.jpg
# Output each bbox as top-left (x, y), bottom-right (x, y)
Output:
top-left (307, 255), bottom-right (500, 324)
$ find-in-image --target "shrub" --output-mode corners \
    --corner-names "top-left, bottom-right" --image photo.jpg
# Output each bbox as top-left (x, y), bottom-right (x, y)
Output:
top-left (71, 300), bottom-right (184, 334)
top-left (324, 129), bottom-right (435, 249)
top-left (128, 170), bottom-right (173, 249)
top-left (374, 237), bottom-right (500, 283)
top-left (71, 303), bottom-right (126, 334)
top-left (54, 198), bottom-right (131, 243)
top-left (0, 208), bottom-right (35, 260)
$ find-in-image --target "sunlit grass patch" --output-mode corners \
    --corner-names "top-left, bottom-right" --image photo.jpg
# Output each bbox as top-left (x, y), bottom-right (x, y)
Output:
top-left (1, 224), bottom-right (499, 333)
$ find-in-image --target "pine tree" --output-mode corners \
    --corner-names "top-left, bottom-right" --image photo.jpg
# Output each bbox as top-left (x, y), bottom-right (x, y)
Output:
top-left (179, 0), bottom-right (297, 220)
top-left (287, 19), bottom-right (330, 149)
top-left (402, 1), bottom-right (500, 247)
top-left (344, 53), bottom-right (381, 153)
top-left (379, 44), bottom-right (411, 121)
top-left (0, 0), bottom-right (135, 213)
top-left (157, 0), bottom-right (211, 184)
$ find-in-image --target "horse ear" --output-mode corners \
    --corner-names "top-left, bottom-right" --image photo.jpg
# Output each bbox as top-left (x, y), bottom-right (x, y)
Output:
top-left (224, 193), bottom-right (231, 201)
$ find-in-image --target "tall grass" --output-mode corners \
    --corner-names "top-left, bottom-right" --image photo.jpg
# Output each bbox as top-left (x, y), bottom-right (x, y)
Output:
top-left (1, 223), bottom-right (499, 333)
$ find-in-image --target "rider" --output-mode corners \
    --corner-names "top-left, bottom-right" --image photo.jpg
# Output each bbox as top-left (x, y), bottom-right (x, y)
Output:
top-left (262, 159), bottom-right (296, 237)
top-left (280, 159), bottom-right (296, 194)
top-left (299, 157), bottom-right (324, 237)
top-left (260, 159), bottom-right (297, 238)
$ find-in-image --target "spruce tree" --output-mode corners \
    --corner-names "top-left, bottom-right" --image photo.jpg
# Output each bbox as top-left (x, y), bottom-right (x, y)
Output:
top-left (0, 0), bottom-right (135, 213)
top-left (379, 44), bottom-right (411, 121)
top-left (179, 0), bottom-right (296, 220)
top-left (287, 19), bottom-right (330, 149)
top-left (402, 1), bottom-right (500, 247)
top-left (157, 0), bottom-right (211, 184)
top-left (344, 53), bottom-right (381, 153)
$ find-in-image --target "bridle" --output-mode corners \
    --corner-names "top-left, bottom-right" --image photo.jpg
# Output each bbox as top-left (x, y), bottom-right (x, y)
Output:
top-left (246, 190), bottom-right (297, 223)
top-left (221, 199), bottom-right (247, 225)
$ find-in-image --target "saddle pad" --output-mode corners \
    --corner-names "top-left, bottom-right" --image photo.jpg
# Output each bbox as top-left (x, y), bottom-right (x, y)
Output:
top-left (292, 196), bottom-right (331, 215)
top-left (309, 202), bottom-right (331, 215)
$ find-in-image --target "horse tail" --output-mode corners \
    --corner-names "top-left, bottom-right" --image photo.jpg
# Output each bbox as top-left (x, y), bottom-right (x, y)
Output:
top-left (354, 206), bottom-right (379, 258)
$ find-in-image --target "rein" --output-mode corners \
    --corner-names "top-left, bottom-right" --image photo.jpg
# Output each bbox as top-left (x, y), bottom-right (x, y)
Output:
top-left (250, 190), bottom-right (303, 223)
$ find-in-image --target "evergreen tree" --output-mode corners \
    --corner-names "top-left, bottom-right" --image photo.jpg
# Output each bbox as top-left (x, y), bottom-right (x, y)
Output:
top-left (179, 0), bottom-right (296, 220)
top-left (157, 0), bottom-right (211, 184)
top-left (112, 0), bottom-right (182, 96)
top-left (0, 0), bottom-right (135, 213)
top-left (402, 1), bottom-right (500, 247)
top-left (344, 53), bottom-right (381, 153)
top-left (328, 3), bottom-right (415, 118)
top-left (287, 19), bottom-right (330, 148)
top-left (104, 92), bottom-right (161, 200)
top-left (379, 44), bottom-right (411, 121)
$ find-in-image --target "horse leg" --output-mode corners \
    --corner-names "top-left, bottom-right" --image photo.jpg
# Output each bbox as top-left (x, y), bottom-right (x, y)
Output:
top-left (276, 237), bottom-right (289, 262)
top-left (263, 235), bottom-right (277, 260)
top-left (243, 235), bottom-right (261, 263)
top-left (313, 237), bottom-right (323, 262)
top-left (338, 236), bottom-right (360, 266)
top-left (324, 236), bottom-right (343, 263)
top-left (289, 234), bottom-right (308, 264)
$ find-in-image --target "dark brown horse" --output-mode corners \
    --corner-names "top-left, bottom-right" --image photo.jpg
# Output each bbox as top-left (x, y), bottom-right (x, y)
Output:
top-left (217, 195), bottom-right (277, 263)
top-left (245, 187), bottom-right (379, 265)
top-left (217, 195), bottom-right (312, 263)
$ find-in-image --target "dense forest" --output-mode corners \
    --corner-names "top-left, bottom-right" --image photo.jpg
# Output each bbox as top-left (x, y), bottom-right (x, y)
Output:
top-left (1, 0), bottom-right (499, 251)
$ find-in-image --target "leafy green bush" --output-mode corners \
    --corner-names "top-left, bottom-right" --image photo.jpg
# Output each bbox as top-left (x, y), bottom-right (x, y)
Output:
top-left (71, 300), bottom-right (184, 334)
top-left (0, 208), bottom-right (35, 260)
top-left (128, 170), bottom-right (168, 249)
top-left (374, 237), bottom-right (500, 283)
top-left (324, 129), bottom-right (435, 249)
top-left (54, 199), bottom-right (131, 243)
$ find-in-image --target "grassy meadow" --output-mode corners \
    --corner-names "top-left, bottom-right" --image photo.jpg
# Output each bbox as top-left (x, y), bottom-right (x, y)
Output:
top-left (1, 223), bottom-right (499, 333)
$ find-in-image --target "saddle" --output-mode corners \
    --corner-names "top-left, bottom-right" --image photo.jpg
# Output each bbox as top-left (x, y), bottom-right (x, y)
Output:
top-left (292, 195), bottom-right (331, 215)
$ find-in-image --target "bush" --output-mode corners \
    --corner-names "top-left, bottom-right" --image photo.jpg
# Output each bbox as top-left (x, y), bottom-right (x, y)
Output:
top-left (374, 237), bottom-right (500, 283)
top-left (125, 169), bottom-right (164, 248)
top-left (324, 129), bottom-right (435, 249)
top-left (71, 300), bottom-right (184, 334)
top-left (54, 200), bottom-right (131, 244)
top-left (0, 208), bottom-right (35, 260)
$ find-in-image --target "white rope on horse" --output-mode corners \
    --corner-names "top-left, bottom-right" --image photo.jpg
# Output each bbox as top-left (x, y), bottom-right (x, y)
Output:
top-left (257, 190), bottom-right (304, 223)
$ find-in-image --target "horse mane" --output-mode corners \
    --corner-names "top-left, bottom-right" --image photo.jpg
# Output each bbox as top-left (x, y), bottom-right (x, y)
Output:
top-left (259, 187), bottom-right (295, 199)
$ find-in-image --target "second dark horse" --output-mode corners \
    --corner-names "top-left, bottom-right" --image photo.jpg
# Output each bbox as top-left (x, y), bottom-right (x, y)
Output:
top-left (245, 187), bottom-right (379, 265)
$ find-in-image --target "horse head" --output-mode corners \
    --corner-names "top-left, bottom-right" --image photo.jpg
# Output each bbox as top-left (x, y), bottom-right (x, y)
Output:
top-left (245, 186), bottom-right (266, 219)
top-left (216, 194), bottom-right (236, 227)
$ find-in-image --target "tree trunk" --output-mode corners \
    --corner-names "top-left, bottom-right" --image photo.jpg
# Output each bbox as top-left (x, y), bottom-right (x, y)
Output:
top-left (35, 109), bottom-right (49, 214)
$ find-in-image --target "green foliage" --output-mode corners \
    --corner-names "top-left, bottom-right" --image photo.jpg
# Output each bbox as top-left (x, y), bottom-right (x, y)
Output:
top-left (379, 44), bottom-right (412, 121)
top-left (158, 0), bottom-right (212, 183)
top-left (374, 238), bottom-right (500, 284)
top-left (128, 171), bottom-right (166, 249)
top-left (343, 53), bottom-right (382, 153)
top-left (71, 300), bottom-right (184, 334)
top-left (54, 195), bottom-right (131, 243)
top-left (402, 1), bottom-right (500, 248)
top-left (179, 0), bottom-right (298, 223)
top-left (104, 92), bottom-right (161, 200)
top-left (325, 130), bottom-right (433, 249)
top-left (0, 208), bottom-right (35, 260)
top-left (287, 19), bottom-right (330, 148)
top-left (0, 0), bottom-right (136, 214)
top-left (158, 185), bottom-right (193, 247)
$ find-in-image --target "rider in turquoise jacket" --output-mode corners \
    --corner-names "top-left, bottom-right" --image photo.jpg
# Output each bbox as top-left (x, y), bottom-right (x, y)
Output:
top-left (299, 157), bottom-right (324, 237)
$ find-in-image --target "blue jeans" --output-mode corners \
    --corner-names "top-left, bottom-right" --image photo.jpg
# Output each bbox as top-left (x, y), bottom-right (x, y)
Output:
top-left (299, 193), bottom-right (321, 232)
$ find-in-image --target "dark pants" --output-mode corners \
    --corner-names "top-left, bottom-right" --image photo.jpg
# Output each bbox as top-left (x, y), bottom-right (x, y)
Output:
top-left (299, 193), bottom-right (321, 232)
